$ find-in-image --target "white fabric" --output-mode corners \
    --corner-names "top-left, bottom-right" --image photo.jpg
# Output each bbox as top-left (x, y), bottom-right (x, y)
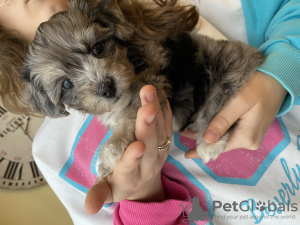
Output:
top-left (188, 0), bottom-right (248, 43)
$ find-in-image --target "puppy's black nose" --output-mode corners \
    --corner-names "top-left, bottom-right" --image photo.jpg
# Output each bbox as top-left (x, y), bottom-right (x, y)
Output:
top-left (98, 78), bottom-right (116, 98)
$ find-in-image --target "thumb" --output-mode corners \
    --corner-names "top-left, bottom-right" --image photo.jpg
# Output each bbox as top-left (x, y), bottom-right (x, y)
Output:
top-left (85, 142), bottom-right (145, 215)
top-left (85, 179), bottom-right (111, 215)
top-left (116, 141), bottom-right (146, 174)
top-left (203, 100), bottom-right (248, 144)
top-left (203, 115), bottom-right (232, 144)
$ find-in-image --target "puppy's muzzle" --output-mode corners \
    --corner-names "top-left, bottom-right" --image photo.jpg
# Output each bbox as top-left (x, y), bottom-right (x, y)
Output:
top-left (98, 78), bottom-right (116, 98)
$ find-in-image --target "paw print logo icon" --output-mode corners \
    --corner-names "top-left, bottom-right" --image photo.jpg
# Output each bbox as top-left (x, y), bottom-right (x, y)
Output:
top-left (256, 201), bottom-right (267, 211)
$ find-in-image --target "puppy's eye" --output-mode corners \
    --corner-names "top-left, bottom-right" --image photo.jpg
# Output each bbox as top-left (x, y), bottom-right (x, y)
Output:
top-left (92, 42), bottom-right (105, 57)
top-left (62, 78), bottom-right (74, 89)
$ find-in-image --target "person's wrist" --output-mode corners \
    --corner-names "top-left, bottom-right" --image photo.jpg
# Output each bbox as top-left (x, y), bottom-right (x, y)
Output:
top-left (258, 71), bottom-right (287, 104)
top-left (127, 175), bottom-right (166, 202)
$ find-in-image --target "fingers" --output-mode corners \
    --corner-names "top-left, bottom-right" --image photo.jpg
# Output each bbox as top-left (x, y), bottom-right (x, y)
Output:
top-left (85, 141), bottom-right (147, 215)
top-left (180, 129), bottom-right (199, 159)
top-left (140, 85), bottom-right (171, 146)
top-left (135, 102), bottom-right (159, 153)
top-left (140, 85), bottom-right (156, 105)
top-left (184, 149), bottom-right (198, 159)
top-left (203, 96), bottom-right (252, 144)
top-left (140, 85), bottom-right (172, 134)
top-left (138, 85), bottom-right (172, 148)
top-left (203, 93), bottom-right (261, 152)
top-left (180, 128), bottom-right (197, 140)
top-left (137, 85), bottom-right (171, 173)
top-left (116, 141), bottom-right (146, 174)
top-left (203, 71), bottom-right (285, 152)
top-left (162, 94), bottom-right (173, 136)
top-left (203, 73), bottom-right (264, 146)
top-left (85, 179), bottom-right (111, 215)
top-left (86, 85), bottom-right (171, 215)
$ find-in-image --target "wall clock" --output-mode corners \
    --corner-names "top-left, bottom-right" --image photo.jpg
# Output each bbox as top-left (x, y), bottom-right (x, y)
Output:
top-left (0, 103), bottom-right (46, 190)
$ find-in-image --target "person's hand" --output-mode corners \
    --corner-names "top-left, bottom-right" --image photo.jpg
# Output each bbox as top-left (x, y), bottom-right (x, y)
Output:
top-left (85, 85), bottom-right (172, 215)
top-left (182, 71), bottom-right (287, 159)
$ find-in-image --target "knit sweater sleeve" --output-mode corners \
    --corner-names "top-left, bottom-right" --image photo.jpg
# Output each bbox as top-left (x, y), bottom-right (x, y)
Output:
top-left (113, 175), bottom-right (190, 225)
top-left (241, 0), bottom-right (300, 115)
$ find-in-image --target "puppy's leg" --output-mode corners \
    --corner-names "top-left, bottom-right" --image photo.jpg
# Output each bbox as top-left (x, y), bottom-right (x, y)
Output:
top-left (97, 119), bottom-right (136, 180)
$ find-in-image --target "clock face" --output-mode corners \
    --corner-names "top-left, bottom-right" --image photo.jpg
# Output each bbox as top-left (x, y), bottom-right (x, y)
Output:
top-left (0, 105), bottom-right (46, 190)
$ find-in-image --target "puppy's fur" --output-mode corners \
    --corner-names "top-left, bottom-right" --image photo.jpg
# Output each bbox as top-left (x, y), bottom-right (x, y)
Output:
top-left (22, 0), bottom-right (264, 179)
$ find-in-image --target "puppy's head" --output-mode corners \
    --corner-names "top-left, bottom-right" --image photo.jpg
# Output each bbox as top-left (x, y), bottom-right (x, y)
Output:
top-left (22, 0), bottom-right (136, 117)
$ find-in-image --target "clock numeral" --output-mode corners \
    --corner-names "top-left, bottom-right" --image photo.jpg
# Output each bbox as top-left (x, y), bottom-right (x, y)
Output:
top-left (0, 106), bottom-right (7, 117)
top-left (0, 114), bottom-right (9, 121)
top-left (0, 157), bottom-right (4, 163)
top-left (4, 161), bottom-right (23, 180)
top-left (14, 156), bottom-right (22, 162)
top-left (0, 150), bottom-right (7, 157)
top-left (30, 161), bottom-right (40, 178)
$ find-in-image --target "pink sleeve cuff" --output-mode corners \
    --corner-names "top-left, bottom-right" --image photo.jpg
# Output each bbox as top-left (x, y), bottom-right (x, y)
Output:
top-left (113, 175), bottom-right (190, 225)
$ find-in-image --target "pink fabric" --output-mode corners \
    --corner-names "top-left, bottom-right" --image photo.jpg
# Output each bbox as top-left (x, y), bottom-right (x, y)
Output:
top-left (178, 118), bottom-right (284, 179)
top-left (65, 117), bottom-right (106, 188)
top-left (113, 175), bottom-right (190, 225)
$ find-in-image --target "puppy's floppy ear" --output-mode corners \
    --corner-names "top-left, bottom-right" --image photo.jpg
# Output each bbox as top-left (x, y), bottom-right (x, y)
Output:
top-left (21, 66), bottom-right (69, 118)
top-left (92, 0), bottom-right (134, 40)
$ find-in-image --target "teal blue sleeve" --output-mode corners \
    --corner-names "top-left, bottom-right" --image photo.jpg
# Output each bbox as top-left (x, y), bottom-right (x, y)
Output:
top-left (241, 0), bottom-right (300, 115)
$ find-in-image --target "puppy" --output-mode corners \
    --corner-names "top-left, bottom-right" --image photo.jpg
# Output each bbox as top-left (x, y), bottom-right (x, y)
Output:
top-left (21, 0), bottom-right (264, 179)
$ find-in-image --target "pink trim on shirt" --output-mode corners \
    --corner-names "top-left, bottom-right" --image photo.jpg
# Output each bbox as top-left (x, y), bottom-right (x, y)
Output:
top-left (113, 175), bottom-right (190, 225)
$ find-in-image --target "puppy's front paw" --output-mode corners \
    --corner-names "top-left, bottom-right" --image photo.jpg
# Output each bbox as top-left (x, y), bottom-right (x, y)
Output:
top-left (96, 134), bottom-right (134, 179)
top-left (96, 142), bottom-right (123, 179)
top-left (196, 133), bottom-right (229, 163)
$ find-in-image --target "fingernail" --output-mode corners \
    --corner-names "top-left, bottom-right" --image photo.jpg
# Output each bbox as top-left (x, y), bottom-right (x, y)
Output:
top-left (145, 114), bottom-right (155, 124)
top-left (204, 129), bottom-right (219, 143)
top-left (146, 90), bottom-right (156, 103)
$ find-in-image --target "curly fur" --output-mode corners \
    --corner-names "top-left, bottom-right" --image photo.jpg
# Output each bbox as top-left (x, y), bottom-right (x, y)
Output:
top-left (21, 0), bottom-right (264, 179)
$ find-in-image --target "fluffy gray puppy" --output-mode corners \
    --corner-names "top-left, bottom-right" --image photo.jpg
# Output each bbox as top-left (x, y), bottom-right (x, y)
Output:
top-left (22, 0), bottom-right (264, 179)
